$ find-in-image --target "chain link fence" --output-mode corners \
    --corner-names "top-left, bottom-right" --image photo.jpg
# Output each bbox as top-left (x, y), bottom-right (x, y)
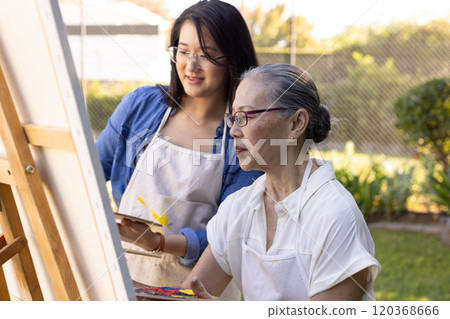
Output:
top-left (65, 8), bottom-right (449, 158)
top-left (256, 23), bottom-right (449, 156)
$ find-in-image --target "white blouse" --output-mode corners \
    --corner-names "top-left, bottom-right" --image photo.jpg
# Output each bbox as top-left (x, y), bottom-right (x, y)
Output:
top-left (207, 160), bottom-right (381, 300)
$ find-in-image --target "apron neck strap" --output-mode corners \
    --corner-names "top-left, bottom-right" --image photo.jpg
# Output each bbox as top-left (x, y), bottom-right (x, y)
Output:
top-left (155, 106), bottom-right (172, 136)
top-left (219, 119), bottom-right (227, 155)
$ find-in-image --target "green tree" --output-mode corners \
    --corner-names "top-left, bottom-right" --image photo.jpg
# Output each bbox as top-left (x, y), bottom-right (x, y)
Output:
top-left (243, 4), bottom-right (315, 49)
top-left (394, 78), bottom-right (450, 174)
top-left (332, 18), bottom-right (450, 78)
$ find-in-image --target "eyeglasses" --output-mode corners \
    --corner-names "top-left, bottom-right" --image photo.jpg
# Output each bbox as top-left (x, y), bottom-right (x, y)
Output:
top-left (167, 46), bottom-right (224, 70)
top-left (225, 108), bottom-right (286, 128)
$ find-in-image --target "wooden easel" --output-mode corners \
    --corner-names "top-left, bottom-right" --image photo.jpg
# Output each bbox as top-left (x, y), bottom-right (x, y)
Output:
top-left (0, 62), bottom-right (80, 300)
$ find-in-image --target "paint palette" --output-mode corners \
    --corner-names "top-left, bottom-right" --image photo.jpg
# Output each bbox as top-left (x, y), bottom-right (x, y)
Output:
top-left (114, 212), bottom-right (162, 228)
top-left (135, 287), bottom-right (199, 301)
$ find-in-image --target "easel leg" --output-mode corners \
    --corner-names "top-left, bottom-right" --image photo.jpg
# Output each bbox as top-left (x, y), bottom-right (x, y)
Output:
top-left (0, 266), bottom-right (11, 300)
top-left (0, 61), bottom-right (79, 300)
top-left (0, 183), bottom-right (43, 300)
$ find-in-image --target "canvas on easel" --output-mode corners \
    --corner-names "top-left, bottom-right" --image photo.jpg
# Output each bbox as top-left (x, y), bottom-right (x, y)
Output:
top-left (0, 0), bottom-right (135, 300)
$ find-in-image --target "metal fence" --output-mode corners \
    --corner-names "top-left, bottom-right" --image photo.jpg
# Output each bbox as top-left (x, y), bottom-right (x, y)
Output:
top-left (70, 19), bottom-right (449, 158)
top-left (256, 51), bottom-right (449, 156)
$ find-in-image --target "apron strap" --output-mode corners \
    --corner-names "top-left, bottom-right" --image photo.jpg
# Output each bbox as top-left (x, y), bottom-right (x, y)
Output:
top-left (146, 106), bottom-right (173, 149)
top-left (156, 107), bottom-right (172, 136)
top-left (220, 118), bottom-right (227, 155)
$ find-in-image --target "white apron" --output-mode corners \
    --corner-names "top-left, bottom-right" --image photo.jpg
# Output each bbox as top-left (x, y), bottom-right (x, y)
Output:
top-left (119, 107), bottom-right (240, 299)
top-left (241, 160), bottom-right (312, 300)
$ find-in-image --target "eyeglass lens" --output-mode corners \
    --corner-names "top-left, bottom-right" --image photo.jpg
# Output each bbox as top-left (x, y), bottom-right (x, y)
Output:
top-left (226, 112), bottom-right (246, 128)
top-left (170, 47), bottom-right (211, 70)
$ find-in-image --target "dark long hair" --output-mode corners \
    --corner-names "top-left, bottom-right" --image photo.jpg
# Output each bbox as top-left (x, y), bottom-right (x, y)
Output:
top-left (162, 0), bottom-right (258, 109)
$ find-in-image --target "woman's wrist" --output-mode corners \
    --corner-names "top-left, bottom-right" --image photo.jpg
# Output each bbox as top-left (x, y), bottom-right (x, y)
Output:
top-left (153, 232), bottom-right (165, 252)
top-left (139, 231), bottom-right (161, 252)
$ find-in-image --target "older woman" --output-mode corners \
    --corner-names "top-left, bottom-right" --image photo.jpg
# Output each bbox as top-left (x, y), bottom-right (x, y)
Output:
top-left (182, 63), bottom-right (381, 301)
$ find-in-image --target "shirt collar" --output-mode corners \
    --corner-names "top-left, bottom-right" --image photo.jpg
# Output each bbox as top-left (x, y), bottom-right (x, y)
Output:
top-left (302, 160), bottom-right (336, 205)
top-left (281, 160), bottom-right (336, 217)
top-left (248, 174), bottom-right (267, 210)
top-left (247, 161), bottom-right (336, 216)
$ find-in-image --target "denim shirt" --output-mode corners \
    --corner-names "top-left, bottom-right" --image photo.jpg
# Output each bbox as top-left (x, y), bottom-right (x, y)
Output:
top-left (96, 86), bottom-right (262, 265)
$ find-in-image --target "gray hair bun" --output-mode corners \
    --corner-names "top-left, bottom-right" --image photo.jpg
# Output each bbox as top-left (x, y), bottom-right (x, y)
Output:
top-left (311, 104), bottom-right (331, 143)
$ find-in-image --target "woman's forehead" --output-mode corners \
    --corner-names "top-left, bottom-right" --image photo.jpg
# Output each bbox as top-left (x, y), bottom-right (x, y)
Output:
top-left (233, 78), bottom-right (268, 110)
top-left (179, 20), bottom-right (218, 51)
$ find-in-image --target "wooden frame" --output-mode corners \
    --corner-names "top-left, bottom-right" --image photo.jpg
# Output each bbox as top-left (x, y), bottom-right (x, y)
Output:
top-left (0, 0), bottom-right (134, 300)
top-left (0, 62), bottom-right (78, 300)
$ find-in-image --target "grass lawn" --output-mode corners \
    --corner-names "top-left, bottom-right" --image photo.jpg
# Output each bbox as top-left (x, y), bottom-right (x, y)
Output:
top-left (371, 229), bottom-right (450, 300)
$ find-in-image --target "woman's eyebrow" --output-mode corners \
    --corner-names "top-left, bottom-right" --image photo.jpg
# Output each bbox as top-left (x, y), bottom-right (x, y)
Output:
top-left (233, 105), bottom-right (256, 111)
top-left (178, 42), bottom-right (219, 52)
top-left (203, 46), bottom-right (219, 52)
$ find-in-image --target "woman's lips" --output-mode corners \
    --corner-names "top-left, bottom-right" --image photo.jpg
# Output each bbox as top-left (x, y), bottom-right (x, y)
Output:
top-left (235, 146), bottom-right (247, 155)
top-left (186, 75), bottom-right (204, 85)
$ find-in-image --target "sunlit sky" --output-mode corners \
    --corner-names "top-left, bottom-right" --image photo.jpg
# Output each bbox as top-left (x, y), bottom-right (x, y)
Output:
top-left (162, 0), bottom-right (450, 38)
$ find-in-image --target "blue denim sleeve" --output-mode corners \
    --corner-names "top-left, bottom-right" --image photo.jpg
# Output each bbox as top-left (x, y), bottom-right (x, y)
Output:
top-left (177, 228), bottom-right (207, 266)
top-left (96, 91), bottom-right (135, 181)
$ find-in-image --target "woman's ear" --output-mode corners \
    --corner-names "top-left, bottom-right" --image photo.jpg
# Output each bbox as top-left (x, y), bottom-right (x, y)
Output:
top-left (290, 108), bottom-right (309, 139)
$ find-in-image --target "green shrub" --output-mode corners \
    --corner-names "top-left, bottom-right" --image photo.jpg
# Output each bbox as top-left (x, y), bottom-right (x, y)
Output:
top-left (335, 162), bottom-right (385, 220)
top-left (428, 169), bottom-right (450, 214)
top-left (334, 143), bottom-right (385, 219)
top-left (86, 81), bottom-right (146, 135)
top-left (394, 78), bottom-right (450, 175)
top-left (334, 142), bottom-right (415, 218)
top-left (380, 165), bottom-right (415, 216)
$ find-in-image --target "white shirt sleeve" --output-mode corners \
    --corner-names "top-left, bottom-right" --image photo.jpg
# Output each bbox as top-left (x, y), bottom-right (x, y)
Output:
top-left (308, 193), bottom-right (381, 297)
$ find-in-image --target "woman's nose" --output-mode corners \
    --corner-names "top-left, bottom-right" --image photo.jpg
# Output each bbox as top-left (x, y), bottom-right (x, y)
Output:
top-left (229, 121), bottom-right (242, 138)
top-left (186, 54), bottom-right (200, 71)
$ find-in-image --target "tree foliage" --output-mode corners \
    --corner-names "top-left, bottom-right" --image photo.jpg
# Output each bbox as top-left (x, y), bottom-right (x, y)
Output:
top-left (242, 4), bottom-right (315, 49)
top-left (394, 78), bottom-right (450, 174)
top-left (332, 18), bottom-right (450, 77)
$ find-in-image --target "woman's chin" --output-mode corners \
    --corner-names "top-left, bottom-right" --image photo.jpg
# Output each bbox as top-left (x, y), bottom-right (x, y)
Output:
top-left (236, 156), bottom-right (258, 172)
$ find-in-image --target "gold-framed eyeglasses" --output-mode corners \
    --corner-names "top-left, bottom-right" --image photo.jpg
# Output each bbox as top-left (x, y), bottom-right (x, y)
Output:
top-left (167, 46), bottom-right (224, 70)
top-left (225, 108), bottom-right (286, 128)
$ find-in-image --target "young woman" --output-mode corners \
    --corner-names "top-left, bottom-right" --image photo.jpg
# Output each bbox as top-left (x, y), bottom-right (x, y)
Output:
top-left (96, 0), bottom-right (262, 299)
top-left (183, 64), bottom-right (381, 300)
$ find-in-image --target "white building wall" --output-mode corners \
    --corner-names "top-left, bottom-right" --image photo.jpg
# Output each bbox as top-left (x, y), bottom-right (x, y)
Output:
top-left (61, 0), bottom-right (171, 83)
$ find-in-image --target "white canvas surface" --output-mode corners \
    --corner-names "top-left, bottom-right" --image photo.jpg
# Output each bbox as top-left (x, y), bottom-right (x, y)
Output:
top-left (0, 0), bottom-right (134, 300)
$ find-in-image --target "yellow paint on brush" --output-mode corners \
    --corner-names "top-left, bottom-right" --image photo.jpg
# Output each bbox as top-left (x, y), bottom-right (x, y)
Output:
top-left (137, 196), bottom-right (171, 229)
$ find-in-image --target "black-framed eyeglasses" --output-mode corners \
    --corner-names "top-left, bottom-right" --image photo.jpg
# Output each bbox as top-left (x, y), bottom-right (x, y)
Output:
top-left (167, 46), bottom-right (224, 70)
top-left (225, 108), bottom-right (286, 128)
